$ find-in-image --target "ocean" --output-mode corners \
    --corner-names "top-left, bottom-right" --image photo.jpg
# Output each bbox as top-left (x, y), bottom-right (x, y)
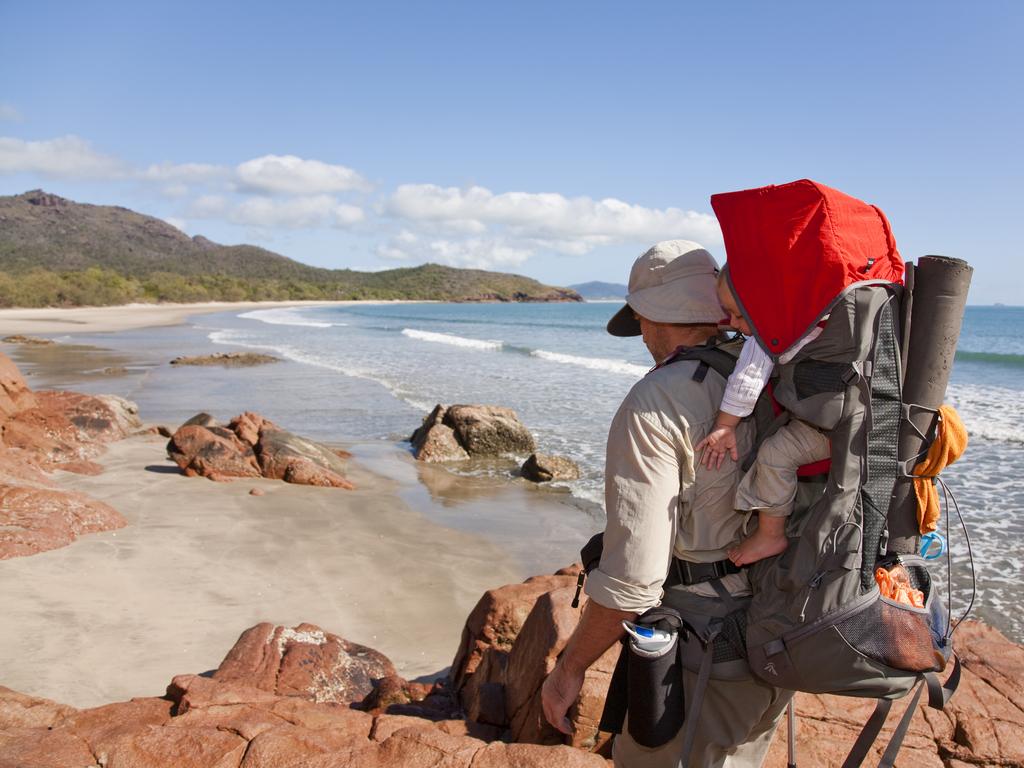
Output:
top-left (43, 302), bottom-right (1024, 643)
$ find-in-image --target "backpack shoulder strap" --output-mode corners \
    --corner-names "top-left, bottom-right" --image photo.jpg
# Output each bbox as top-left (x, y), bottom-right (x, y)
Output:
top-left (665, 337), bottom-right (779, 468)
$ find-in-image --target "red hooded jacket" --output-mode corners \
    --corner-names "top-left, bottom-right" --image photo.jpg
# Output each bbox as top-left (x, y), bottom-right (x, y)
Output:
top-left (711, 179), bottom-right (904, 359)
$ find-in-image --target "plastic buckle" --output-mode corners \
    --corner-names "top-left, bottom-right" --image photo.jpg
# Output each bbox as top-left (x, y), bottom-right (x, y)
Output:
top-left (920, 531), bottom-right (946, 560)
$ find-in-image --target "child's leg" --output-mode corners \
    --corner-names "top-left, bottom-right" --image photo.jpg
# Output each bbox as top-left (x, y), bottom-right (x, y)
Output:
top-left (730, 419), bottom-right (830, 566)
top-left (728, 514), bottom-right (787, 566)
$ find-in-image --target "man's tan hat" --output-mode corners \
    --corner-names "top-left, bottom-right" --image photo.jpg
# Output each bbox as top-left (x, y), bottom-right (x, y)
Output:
top-left (606, 239), bottom-right (722, 336)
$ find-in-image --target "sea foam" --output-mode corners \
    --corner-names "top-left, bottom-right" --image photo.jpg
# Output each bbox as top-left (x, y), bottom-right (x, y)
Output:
top-left (238, 308), bottom-right (343, 328)
top-left (401, 328), bottom-right (503, 351)
top-left (530, 349), bottom-right (648, 378)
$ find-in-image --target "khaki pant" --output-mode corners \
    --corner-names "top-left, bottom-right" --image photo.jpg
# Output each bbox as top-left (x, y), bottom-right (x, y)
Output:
top-left (735, 419), bottom-right (830, 518)
top-left (612, 585), bottom-right (792, 768)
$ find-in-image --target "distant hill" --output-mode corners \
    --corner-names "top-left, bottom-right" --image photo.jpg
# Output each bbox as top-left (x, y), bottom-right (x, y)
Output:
top-left (569, 280), bottom-right (627, 299)
top-left (0, 190), bottom-right (581, 307)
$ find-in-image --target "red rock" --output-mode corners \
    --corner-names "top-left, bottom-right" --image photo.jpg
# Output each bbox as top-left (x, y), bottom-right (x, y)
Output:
top-left (268, 697), bottom-right (373, 733)
top-left (255, 424), bottom-right (355, 489)
top-left (96, 724), bottom-right (247, 768)
top-left (0, 686), bottom-right (76, 728)
top-left (249, 487), bottom-right (265, 496)
top-left (359, 674), bottom-right (433, 713)
top-left (521, 453), bottom-right (582, 482)
top-left (0, 352), bottom-right (37, 417)
top-left (474, 741), bottom-right (610, 767)
top-left (451, 574), bottom-right (577, 691)
top-left (504, 586), bottom-right (616, 748)
top-left (167, 674), bottom-right (281, 714)
top-left (444, 405), bottom-right (536, 456)
top-left (55, 459), bottom-right (106, 475)
top-left (166, 424), bottom-right (261, 480)
top-left (229, 411), bottom-right (270, 448)
top-left (21, 390), bottom-right (141, 449)
top-left (0, 727), bottom-right (95, 768)
top-left (239, 723), bottom-right (370, 768)
top-left (0, 483), bottom-right (126, 559)
top-left (65, 697), bottom-right (173, 753)
top-left (413, 421), bottom-right (470, 462)
top-left (214, 623), bottom-right (396, 704)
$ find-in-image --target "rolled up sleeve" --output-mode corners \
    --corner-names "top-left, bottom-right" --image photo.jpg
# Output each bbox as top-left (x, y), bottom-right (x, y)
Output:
top-left (585, 405), bottom-right (685, 613)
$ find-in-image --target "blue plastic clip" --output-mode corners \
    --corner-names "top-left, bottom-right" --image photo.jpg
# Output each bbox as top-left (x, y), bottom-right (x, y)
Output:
top-left (920, 531), bottom-right (946, 560)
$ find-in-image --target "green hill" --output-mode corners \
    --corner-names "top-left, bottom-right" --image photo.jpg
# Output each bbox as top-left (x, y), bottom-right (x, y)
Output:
top-left (0, 190), bottom-right (581, 307)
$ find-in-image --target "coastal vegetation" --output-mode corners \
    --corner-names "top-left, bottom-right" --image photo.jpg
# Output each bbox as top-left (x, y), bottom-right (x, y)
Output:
top-left (0, 190), bottom-right (580, 307)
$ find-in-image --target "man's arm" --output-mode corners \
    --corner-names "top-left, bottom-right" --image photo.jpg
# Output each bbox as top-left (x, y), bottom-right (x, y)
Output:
top-left (541, 599), bottom-right (635, 735)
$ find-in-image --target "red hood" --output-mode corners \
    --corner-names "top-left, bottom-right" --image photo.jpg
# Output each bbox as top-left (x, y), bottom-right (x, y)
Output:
top-left (711, 179), bottom-right (904, 358)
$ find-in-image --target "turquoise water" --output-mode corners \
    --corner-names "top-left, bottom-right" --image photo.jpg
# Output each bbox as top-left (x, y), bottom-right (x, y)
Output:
top-left (45, 302), bottom-right (1024, 643)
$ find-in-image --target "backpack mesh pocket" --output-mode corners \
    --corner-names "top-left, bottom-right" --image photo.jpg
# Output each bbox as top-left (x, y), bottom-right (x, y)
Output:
top-left (834, 588), bottom-right (946, 673)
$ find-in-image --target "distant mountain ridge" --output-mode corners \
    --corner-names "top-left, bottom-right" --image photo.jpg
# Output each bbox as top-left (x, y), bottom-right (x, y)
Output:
top-left (568, 280), bottom-right (627, 299)
top-left (0, 190), bottom-right (581, 306)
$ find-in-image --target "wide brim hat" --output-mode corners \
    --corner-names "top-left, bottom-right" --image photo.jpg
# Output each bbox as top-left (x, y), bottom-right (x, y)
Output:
top-left (607, 240), bottom-right (722, 336)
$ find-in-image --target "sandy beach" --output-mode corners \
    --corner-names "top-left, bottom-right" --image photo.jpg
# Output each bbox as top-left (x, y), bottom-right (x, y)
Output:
top-left (0, 300), bottom-right (419, 336)
top-left (0, 306), bottom-right (599, 709)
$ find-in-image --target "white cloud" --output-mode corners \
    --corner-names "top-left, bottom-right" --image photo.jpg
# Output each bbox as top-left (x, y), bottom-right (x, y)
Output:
top-left (236, 154), bottom-right (369, 196)
top-left (377, 231), bottom-right (533, 269)
top-left (189, 194), bottom-right (229, 217)
top-left (387, 184), bottom-right (722, 250)
top-left (427, 238), bottom-right (533, 270)
top-left (142, 161), bottom-right (227, 183)
top-left (0, 104), bottom-right (22, 123)
top-left (227, 195), bottom-right (365, 230)
top-left (0, 135), bottom-right (126, 178)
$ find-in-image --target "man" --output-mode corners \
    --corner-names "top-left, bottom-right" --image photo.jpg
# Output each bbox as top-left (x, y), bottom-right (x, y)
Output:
top-left (540, 240), bottom-right (791, 767)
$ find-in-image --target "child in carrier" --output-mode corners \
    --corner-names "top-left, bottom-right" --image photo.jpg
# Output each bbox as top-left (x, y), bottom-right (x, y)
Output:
top-left (695, 270), bottom-right (831, 566)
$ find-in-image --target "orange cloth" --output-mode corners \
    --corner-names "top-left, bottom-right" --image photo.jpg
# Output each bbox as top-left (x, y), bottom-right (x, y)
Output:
top-left (874, 565), bottom-right (925, 608)
top-left (913, 405), bottom-right (968, 534)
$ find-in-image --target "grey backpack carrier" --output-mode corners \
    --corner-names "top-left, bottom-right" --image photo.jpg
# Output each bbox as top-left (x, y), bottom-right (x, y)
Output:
top-left (738, 261), bottom-right (969, 767)
top-left (590, 257), bottom-right (973, 767)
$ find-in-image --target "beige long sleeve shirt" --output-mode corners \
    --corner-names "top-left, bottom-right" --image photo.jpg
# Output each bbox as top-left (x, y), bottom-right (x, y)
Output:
top-left (585, 353), bottom-right (754, 613)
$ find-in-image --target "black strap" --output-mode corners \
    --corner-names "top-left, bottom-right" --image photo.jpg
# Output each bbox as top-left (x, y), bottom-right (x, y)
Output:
top-left (667, 557), bottom-right (742, 587)
top-left (841, 697), bottom-right (893, 768)
top-left (678, 627), bottom-right (720, 768)
top-left (877, 683), bottom-right (925, 768)
top-left (598, 641), bottom-right (629, 734)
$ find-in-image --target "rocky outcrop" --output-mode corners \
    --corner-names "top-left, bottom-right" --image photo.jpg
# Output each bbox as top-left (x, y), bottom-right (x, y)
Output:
top-left (451, 567), bottom-right (616, 752)
top-left (212, 623), bottom-right (395, 704)
top-left (0, 352), bottom-right (139, 559)
top-left (0, 484), bottom-right (126, 560)
top-left (0, 622), bottom-right (609, 768)
top-left (411, 404), bottom-right (535, 462)
top-left (170, 352), bottom-right (280, 367)
top-left (521, 453), bottom-right (582, 483)
top-left (450, 571), bottom-right (1024, 766)
top-left (0, 599), bottom-right (1020, 767)
top-left (1, 334), bottom-right (55, 345)
top-left (166, 411), bottom-right (355, 489)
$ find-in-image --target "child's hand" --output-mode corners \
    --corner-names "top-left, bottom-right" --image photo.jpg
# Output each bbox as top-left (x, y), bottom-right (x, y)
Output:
top-left (695, 424), bottom-right (739, 470)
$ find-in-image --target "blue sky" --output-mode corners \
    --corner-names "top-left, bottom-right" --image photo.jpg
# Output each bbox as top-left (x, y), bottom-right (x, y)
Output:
top-left (1, 1), bottom-right (1020, 303)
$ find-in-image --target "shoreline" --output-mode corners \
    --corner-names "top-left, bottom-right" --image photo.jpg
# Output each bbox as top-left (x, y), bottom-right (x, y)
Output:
top-left (0, 299), bottom-right (427, 336)
top-left (0, 329), bottom-right (601, 709)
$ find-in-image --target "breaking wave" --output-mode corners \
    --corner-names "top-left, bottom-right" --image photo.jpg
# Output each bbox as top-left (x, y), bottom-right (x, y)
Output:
top-left (530, 349), bottom-right (649, 378)
top-left (238, 308), bottom-right (344, 328)
top-left (401, 328), bottom-right (503, 351)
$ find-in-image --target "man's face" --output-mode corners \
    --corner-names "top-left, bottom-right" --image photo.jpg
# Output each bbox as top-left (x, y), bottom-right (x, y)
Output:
top-left (717, 280), bottom-right (753, 336)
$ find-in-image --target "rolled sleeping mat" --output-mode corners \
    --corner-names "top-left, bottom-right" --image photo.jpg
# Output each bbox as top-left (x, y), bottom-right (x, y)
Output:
top-left (886, 255), bottom-right (973, 554)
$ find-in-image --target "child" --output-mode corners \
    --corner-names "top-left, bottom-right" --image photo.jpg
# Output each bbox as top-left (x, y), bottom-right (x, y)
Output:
top-left (695, 271), bottom-right (831, 566)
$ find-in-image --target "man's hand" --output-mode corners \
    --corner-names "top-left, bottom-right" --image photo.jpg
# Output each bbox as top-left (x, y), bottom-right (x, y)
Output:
top-left (539, 600), bottom-right (633, 737)
top-left (541, 661), bottom-right (584, 735)
top-left (695, 423), bottom-right (739, 469)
